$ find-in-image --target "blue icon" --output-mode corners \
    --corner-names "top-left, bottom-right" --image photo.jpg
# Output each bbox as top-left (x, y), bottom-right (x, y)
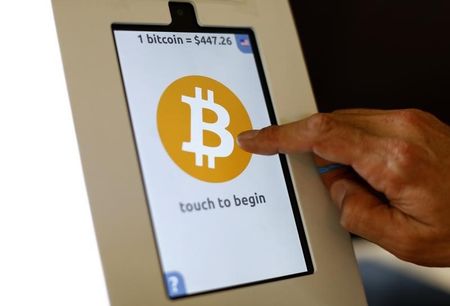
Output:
top-left (235, 34), bottom-right (253, 54)
top-left (164, 271), bottom-right (187, 298)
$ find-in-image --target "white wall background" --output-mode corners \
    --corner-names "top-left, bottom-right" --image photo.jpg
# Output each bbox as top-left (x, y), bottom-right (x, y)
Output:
top-left (0, 1), bottom-right (110, 305)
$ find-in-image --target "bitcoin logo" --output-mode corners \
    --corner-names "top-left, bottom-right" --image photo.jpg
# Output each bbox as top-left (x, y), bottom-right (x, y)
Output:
top-left (181, 87), bottom-right (234, 169)
top-left (157, 76), bottom-right (252, 183)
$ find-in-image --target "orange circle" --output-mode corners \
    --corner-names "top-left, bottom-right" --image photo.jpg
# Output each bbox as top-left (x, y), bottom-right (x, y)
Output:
top-left (157, 75), bottom-right (252, 183)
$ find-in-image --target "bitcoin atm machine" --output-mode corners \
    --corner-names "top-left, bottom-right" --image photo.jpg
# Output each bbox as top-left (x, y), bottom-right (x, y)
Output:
top-left (53, 1), bottom-right (367, 305)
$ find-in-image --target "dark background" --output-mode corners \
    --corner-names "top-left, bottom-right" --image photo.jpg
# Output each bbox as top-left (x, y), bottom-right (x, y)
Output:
top-left (290, 0), bottom-right (450, 125)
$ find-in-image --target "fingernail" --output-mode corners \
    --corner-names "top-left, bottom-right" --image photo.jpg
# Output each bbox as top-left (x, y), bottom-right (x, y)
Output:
top-left (330, 180), bottom-right (348, 209)
top-left (237, 130), bottom-right (259, 142)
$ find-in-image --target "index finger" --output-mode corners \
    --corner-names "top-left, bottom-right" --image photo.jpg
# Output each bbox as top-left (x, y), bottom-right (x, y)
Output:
top-left (237, 113), bottom-right (391, 193)
top-left (238, 113), bottom-right (373, 160)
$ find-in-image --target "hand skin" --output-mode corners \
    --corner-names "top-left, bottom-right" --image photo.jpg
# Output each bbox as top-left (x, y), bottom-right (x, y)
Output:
top-left (237, 109), bottom-right (450, 267)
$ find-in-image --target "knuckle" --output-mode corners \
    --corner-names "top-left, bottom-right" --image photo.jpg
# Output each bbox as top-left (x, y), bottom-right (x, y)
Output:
top-left (392, 109), bottom-right (441, 146)
top-left (397, 108), bottom-right (427, 125)
top-left (307, 113), bottom-right (335, 134)
top-left (379, 139), bottom-right (422, 194)
top-left (388, 138), bottom-right (420, 169)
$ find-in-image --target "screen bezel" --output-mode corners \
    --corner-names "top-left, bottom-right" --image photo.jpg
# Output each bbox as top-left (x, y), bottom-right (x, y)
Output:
top-left (111, 23), bottom-right (314, 299)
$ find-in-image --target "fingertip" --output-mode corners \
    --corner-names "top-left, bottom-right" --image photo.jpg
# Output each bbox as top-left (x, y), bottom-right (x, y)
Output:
top-left (237, 128), bottom-right (280, 155)
top-left (236, 129), bottom-right (260, 152)
top-left (330, 179), bottom-right (350, 209)
top-left (237, 130), bottom-right (259, 143)
top-left (238, 123), bottom-right (312, 155)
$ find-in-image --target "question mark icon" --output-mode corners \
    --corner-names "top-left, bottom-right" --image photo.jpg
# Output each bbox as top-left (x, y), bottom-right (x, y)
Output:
top-left (168, 276), bottom-right (179, 293)
top-left (164, 271), bottom-right (186, 297)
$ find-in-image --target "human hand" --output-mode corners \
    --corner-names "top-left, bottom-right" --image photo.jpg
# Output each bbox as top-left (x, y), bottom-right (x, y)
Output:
top-left (237, 109), bottom-right (450, 266)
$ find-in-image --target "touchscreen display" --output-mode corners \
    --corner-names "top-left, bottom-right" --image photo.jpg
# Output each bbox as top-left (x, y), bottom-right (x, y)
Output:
top-left (113, 25), bottom-right (313, 298)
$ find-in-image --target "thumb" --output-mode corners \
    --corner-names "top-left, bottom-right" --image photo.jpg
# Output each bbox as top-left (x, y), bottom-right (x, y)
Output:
top-left (330, 179), bottom-right (399, 246)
